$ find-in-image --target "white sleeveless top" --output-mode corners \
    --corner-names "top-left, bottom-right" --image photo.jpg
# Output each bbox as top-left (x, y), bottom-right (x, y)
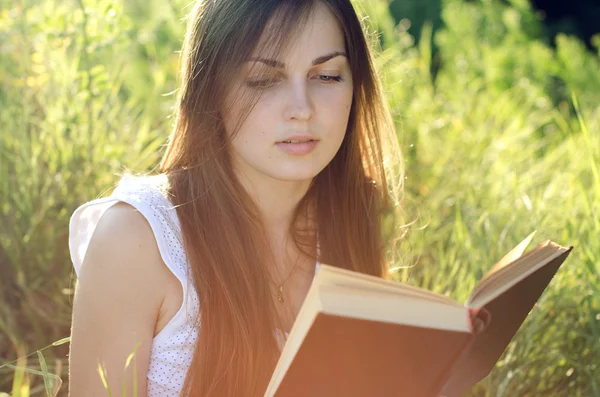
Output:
top-left (68, 174), bottom-right (320, 396)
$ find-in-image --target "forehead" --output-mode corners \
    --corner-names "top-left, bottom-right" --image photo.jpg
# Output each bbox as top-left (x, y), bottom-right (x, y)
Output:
top-left (251, 3), bottom-right (346, 67)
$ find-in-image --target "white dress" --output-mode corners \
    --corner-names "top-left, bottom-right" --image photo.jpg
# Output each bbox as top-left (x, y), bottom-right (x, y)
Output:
top-left (68, 173), bottom-right (319, 396)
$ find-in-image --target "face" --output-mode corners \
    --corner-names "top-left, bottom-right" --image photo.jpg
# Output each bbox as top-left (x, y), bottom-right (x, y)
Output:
top-left (222, 3), bottom-right (354, 184)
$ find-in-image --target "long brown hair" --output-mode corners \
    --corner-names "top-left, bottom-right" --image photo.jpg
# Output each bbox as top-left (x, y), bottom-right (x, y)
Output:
top-left (158, 0), bottom-right (405, 395)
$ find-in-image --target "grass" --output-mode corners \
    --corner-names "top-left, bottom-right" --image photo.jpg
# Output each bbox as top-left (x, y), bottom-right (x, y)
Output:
top-left (0, 0), bottom-right (598, 395)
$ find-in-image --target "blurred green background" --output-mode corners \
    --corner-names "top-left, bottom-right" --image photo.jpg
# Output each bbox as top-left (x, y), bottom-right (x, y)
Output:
top-left (1, 0), bottom-right (599, 395)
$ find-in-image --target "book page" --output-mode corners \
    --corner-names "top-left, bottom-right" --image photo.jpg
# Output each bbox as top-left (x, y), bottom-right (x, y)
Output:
top-left (319, 284), bottom-right (471, 332)
top-left (467, 242), bottom-right (569, 308)
top-left (479, 231), bottom-right (537, 284)
top-left (317, 264), bottom-right (461, 307)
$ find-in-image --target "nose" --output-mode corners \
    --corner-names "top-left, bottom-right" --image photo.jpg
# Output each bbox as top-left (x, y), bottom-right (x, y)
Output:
top-left (283, 79), bottom-right (314, 121)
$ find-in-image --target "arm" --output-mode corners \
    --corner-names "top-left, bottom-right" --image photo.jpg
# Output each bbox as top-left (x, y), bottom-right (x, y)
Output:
top-left (68, 202), bottom-right (167, 397)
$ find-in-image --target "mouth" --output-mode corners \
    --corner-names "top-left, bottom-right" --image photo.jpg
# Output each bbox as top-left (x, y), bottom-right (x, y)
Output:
top-left (275, 138), bottom-right (319, 155)
top-left (278, 139), bottom-right (318, 144)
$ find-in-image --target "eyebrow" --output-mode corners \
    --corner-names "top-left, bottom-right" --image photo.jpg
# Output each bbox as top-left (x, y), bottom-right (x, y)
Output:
top-left (247, 51), bottom-right (347, 68)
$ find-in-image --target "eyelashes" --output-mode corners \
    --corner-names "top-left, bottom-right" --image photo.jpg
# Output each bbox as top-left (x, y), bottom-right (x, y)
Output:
top-left (319, 75), bottom-right (343, 83)
top-left (245, 75), bottom-right (344, 89)
top-left (246, 79), bottom-right (279, 89)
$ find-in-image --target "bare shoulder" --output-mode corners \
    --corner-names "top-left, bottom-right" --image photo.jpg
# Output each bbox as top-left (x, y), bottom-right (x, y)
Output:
top-left (69, 202), bottom-right (175, 396)
top-left (82, 201), bottom-right (184, 328)
top-left (80, 201), bottom-right (165, 281)
top-left (69, 201), bottom-right (170, 396)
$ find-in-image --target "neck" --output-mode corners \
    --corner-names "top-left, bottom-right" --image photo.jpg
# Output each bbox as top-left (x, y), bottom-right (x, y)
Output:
top-left (234, 167), bottom-right (312, 235)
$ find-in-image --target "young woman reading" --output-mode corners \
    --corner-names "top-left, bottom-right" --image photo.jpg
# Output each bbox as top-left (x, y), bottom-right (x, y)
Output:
top-left (67, 0), bottom-right (405, 395)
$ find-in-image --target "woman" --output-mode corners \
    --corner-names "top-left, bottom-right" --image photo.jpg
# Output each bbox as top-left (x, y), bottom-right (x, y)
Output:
top-left (68, 0), bottom-right (405, 396)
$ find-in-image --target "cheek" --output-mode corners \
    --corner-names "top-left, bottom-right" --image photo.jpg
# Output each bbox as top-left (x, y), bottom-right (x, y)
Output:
top-left (235, 106), bottom-right (275, 143)
top-left (226, 95), bottom-right (272, 138)
top-left (318, 88), bottom-right (353, 134)
top-left (229, 107), bottom-right (275, 159)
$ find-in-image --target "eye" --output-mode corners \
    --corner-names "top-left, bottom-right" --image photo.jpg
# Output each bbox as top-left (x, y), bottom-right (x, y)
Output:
top-left (314, 74), bottom-right (344, 84)
top-left (245, 76), bottom-right (281, 89)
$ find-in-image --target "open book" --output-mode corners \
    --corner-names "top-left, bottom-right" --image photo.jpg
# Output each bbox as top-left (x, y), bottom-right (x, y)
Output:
top-left (264, 233), bottom-right (573, 397)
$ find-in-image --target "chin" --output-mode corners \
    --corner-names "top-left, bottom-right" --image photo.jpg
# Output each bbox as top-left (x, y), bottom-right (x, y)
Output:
top-left (270, 171), bottom-right (319, 182)
top-left (268, 165), bottom-right (324, 182)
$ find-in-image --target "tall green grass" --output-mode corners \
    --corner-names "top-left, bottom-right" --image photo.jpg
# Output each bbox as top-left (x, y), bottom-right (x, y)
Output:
top-left (1, 0), bottom-right (598, 395)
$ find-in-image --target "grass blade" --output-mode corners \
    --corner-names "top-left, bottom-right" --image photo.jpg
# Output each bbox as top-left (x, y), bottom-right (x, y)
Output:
top-left (36, 351), bottom-right (52, 397)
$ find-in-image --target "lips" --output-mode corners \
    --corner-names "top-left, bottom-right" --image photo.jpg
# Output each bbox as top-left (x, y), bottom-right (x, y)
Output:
top-left (275, 139), bottom-right (319, 156)
top-left (279, 139), bottom-right (316, 144)
top-left (276, 133), bottom-right (318, 144)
